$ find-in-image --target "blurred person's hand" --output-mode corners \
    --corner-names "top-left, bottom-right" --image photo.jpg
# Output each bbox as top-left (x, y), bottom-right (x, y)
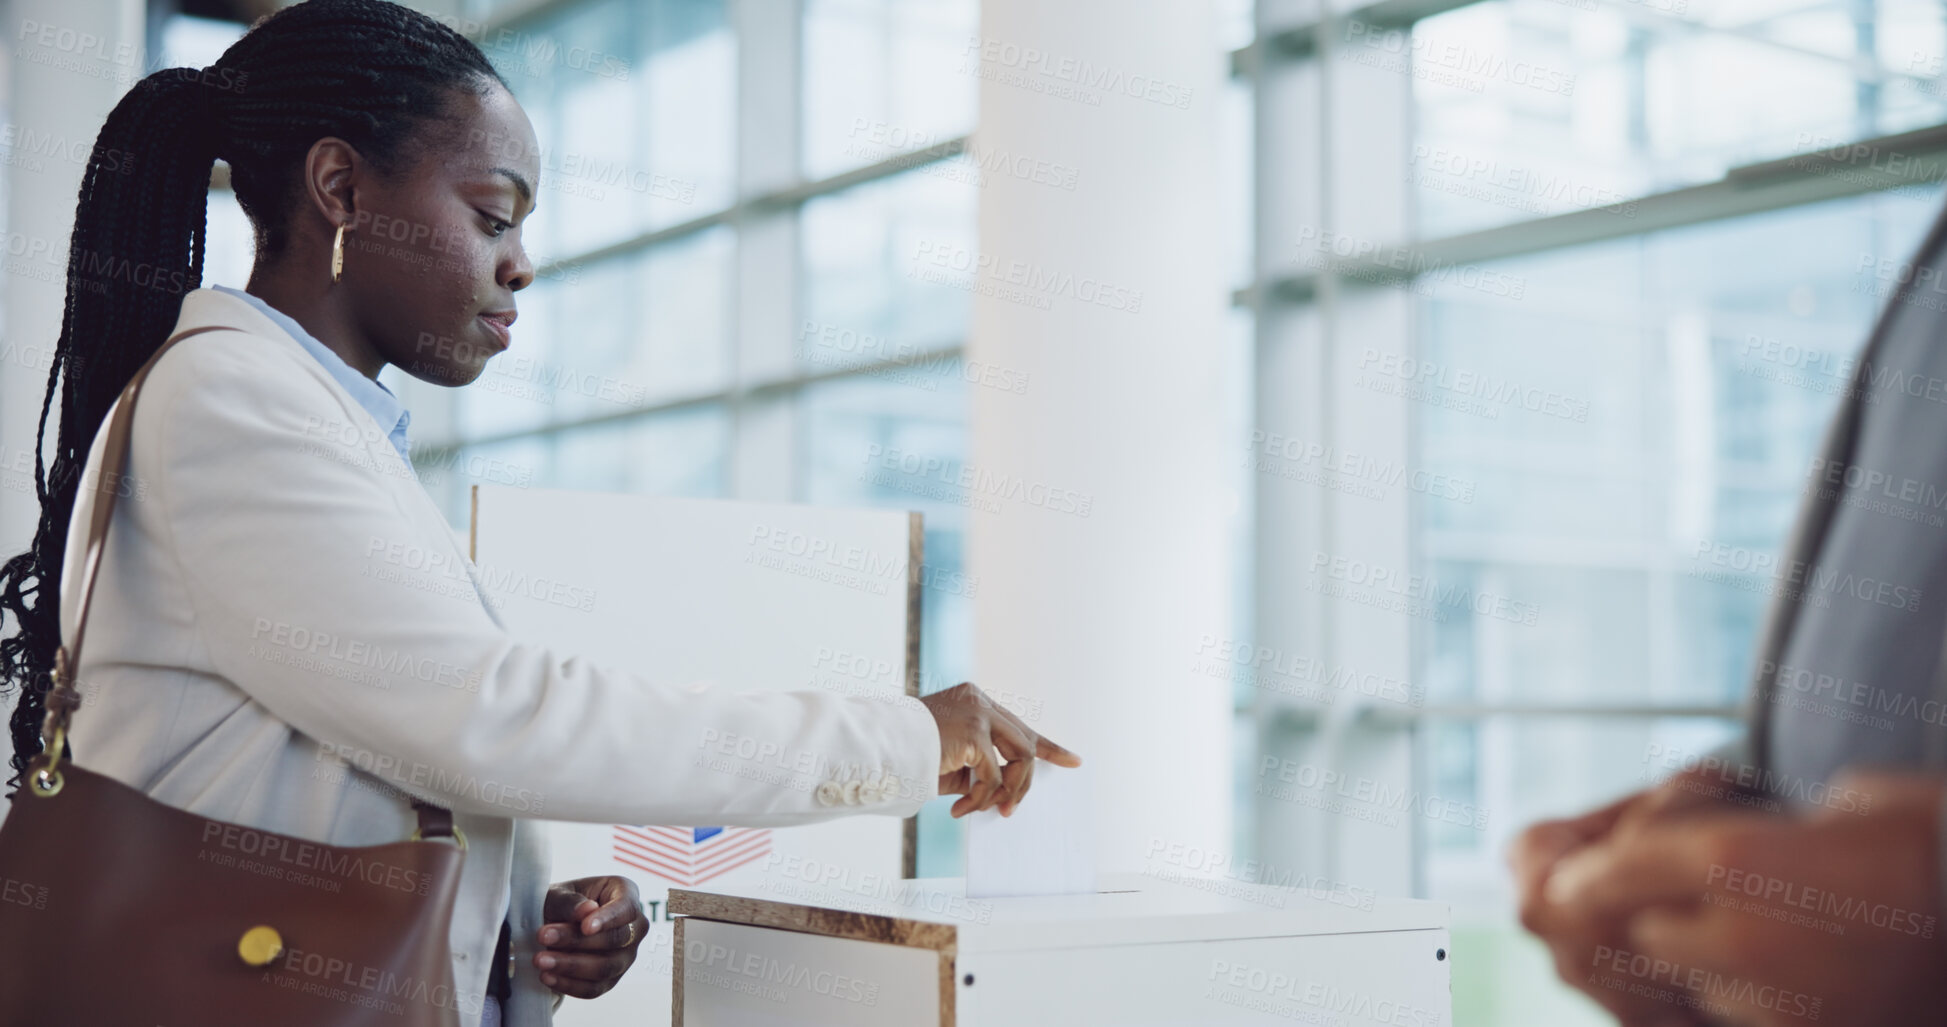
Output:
top-left (920, 681), bottom-right (1081, 818)
top-left (535, 875), bottom-right (649, 999)
top-left (1548, 770), bottom-right (1947, 1027)
top-left (1510, 764), bottom-right (1753, 1025)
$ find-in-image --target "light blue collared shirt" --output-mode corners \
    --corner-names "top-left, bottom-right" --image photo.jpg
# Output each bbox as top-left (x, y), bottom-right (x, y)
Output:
top-left (212, 285), bottom-right (413, 464)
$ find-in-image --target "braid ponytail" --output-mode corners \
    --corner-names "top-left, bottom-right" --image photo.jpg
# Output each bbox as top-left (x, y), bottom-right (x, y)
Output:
top-left (0, 0), bottom-right (505, 792)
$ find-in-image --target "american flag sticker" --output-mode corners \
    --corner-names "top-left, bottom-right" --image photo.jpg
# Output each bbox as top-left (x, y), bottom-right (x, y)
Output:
top-left (612, 825), bottom-right (774, 886)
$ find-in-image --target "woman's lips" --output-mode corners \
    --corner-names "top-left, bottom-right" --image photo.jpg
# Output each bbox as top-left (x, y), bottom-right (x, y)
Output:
top-left (477, 311), bottom-right (515, 350)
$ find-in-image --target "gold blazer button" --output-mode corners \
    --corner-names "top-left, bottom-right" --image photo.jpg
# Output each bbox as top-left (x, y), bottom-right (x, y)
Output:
top-left (238, 925), bottom-right (284, 967)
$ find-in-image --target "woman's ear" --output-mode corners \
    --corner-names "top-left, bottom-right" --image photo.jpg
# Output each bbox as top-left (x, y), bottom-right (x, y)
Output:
top-left (301, 136), bottom-right (362, 233)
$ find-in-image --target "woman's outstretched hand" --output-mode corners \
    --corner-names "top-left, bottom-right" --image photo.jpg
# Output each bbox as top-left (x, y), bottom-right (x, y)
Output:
top-left (919, 682), bottom-right (1081, 818)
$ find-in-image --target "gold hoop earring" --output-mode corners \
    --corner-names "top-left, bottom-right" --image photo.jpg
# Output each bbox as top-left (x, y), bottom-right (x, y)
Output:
top-left (331, 223), bottom-right (346, 283)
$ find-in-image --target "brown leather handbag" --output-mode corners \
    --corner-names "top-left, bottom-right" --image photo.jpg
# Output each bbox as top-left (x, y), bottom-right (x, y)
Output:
top-left (0, 325), bottom-right (470, 1025)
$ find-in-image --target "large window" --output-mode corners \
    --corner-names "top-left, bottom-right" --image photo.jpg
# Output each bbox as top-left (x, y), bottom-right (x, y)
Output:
top-left (1243, 0), bottom-right (1947, 1021)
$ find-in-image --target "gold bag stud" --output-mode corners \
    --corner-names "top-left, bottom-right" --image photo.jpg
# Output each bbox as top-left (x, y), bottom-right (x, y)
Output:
top-left (238, 925), bottom-right (284, 967)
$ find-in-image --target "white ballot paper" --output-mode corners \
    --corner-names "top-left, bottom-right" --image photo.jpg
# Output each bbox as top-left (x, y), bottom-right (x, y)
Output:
top-left (964, 762), bottom-right (1097, 898)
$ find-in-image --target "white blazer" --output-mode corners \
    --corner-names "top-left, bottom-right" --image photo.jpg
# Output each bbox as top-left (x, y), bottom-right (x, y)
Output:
top-left (56, 287), bottom-right (941, 1026)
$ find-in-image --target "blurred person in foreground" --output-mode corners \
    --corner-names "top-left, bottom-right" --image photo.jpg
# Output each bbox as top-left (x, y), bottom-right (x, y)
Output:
top-left (1513, 205), bottom-right (1947, 1025)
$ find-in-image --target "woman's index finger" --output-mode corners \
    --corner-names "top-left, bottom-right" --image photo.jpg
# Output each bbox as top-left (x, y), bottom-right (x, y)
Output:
top-left (1036, 734), bottom-right (1083, 767)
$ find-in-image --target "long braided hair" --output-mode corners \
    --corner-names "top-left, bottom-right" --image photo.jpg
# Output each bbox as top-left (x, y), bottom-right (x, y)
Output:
top-left (0, 0), bottom-right (507, 792)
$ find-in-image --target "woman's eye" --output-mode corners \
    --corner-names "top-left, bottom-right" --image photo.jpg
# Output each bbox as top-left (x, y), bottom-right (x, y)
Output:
top-left (479, 213), bottom-right (512, 237)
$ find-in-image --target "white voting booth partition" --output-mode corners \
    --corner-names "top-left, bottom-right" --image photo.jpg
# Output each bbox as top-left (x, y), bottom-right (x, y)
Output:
top-left (469, 485), bottom-right (921, 1027)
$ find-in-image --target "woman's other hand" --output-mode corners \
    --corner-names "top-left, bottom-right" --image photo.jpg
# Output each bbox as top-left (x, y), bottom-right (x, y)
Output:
top-left (919, 682), bottom-right (1082, 819)
top-left (534, 875), bottom-right (649, 999)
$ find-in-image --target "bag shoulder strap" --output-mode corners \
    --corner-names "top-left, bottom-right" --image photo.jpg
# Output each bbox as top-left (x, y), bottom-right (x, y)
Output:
top-left (59, 325), bottom-right (226, 683)
top-left (37, 322), bottom-right (457, 842)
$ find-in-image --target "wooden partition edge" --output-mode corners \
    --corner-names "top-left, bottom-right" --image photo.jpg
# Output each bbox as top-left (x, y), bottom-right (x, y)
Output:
top-left (940, 951), bottom-right (957, 1027)
top-left (903, 510), bottom-right (924, 880)
top-left (671, 915), bottom-right (685, 1026)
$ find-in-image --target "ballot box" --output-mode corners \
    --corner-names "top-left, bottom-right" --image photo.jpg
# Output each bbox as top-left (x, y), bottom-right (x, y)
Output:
top-left (668, 871), bottom-right (1451, 1026)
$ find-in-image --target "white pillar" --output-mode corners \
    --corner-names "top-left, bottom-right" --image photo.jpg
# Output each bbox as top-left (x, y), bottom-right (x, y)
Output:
top-left (1, 0), bottom-right (145, 803)
top-left (967, 0), bottom-right (1233, 870)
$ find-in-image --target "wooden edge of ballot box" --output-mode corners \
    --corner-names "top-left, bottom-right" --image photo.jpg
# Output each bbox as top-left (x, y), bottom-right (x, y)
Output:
top-left (667, 871), bottom-right (1452, 1026)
